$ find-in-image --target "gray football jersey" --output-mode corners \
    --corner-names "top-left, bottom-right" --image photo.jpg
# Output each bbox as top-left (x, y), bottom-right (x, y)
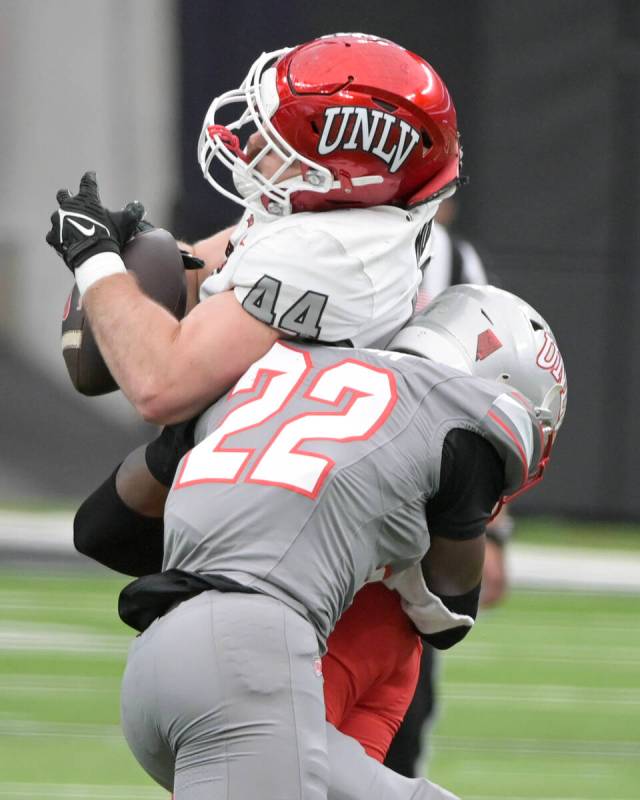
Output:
top-left (163, 342), bottom-right (540, 650)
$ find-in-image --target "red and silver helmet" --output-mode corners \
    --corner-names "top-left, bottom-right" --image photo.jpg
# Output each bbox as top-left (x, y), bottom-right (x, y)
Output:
top-left (390, 285), bottom-right (568, 495)
top-left (198, 32), bottom-right (460, 217)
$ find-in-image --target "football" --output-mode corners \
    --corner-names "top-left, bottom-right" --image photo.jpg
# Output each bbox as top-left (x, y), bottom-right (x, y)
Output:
top-left (61, 228), bottom-right (187, 396)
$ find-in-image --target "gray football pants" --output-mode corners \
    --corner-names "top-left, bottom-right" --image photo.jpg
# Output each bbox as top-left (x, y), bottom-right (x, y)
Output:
top-left (327, 723), bottom-right (460, 800)
top-left (121, 590), bottom-right (328, 800)
top-left (120, 590), bottom-right (459, 800)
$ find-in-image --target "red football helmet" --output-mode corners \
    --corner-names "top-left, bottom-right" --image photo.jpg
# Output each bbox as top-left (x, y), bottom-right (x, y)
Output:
top-left (198, 33), bottom-right (460, 216)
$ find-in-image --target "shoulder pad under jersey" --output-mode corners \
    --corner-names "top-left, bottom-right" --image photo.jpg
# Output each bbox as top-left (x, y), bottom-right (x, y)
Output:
top-left (480, 392), bottom-right (544, 495)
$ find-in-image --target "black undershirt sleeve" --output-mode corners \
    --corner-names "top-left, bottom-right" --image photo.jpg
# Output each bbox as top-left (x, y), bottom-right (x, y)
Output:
top-left (426, 427), bottom-right (505, 540)
top-left (74, 467), bottom-right (164, 577)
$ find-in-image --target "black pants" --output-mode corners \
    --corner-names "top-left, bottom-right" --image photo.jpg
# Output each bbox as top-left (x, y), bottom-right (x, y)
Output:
top-left (384, 645), bottom-right (437, 778)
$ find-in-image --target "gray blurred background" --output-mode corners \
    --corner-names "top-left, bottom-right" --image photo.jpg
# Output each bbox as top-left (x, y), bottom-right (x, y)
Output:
top-left (1, 0), bottom-right (638, 520)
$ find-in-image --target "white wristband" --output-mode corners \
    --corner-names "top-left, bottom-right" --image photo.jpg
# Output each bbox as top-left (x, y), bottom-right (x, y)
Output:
top-left (75, 252), bottom-right (126, 296)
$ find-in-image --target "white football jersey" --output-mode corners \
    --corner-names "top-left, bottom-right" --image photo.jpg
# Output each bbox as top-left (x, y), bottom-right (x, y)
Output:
top-left (200, 202), bottom-right (440, 349)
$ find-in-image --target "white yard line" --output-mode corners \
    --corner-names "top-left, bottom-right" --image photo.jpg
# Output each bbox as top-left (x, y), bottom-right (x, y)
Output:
top-left (431, 734), bottom-right (640, 759)
top-left (0, 512), bottom-right (75, 554)
top-left (0, 720), bottom-right (122, 738)
top-left (0, 623), bottom-right (130, 655)
top-left (2, 511), bottom-right (640, 592)
top-left (443, 683), bottom-right (640, 706)
top-left (507, 544), bottom-right (640, 592)
top-left (0, 674), bottom-right (120, 692)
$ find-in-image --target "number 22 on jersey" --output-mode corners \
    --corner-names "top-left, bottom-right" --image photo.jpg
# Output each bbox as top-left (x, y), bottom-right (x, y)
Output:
top-left (175, 342), bottom-right (397, 498)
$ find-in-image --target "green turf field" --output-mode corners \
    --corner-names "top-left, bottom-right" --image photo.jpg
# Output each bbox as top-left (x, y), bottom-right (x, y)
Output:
top-left (0, 570), bottom-right (638, 800)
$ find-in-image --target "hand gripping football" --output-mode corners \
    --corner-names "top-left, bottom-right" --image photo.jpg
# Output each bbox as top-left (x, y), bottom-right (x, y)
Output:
top-left (61, 228), bottom-right (187, 396)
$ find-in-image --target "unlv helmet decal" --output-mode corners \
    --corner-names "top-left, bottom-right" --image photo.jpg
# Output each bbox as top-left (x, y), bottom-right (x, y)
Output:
top-left (536, 331), bottom-right (565, 384)
top-left (317, 107), bottom-right (421, 174)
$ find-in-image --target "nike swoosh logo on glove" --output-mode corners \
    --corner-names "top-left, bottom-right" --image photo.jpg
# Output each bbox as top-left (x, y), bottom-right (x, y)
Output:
top-left (68, 218), bottom-right (96, 236)
top-left (59, 210), bottom-right (110, 242)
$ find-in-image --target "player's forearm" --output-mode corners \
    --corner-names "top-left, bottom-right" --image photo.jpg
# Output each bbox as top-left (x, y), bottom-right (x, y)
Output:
top-left (416, 534), bottom-right (484, 649)
top-left (83, 272), bottom-right (280, 424)
top-left (422, 533), bottom-right (485, 596)
top-left (418, 583), bottom-right (481, 650)
top-left (82, 274), bottom-right (196, 423)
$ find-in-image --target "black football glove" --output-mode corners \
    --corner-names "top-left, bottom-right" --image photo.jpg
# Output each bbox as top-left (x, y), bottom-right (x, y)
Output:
top-left (135, 219), bottom-right (205, 271)
top-left (46, 171), bottom-right (145, 272)
top-left (145, 419), bottom-right (197, 487)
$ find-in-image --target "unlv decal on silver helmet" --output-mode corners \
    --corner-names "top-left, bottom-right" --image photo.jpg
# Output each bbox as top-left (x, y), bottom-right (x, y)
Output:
top-left (317, 107), bottom-right (420, 173)
top-left (536, 332), bottom-right (565, 385)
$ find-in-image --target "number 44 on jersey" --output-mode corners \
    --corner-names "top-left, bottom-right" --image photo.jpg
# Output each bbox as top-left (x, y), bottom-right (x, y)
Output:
top-left (242, 276), bottom-right (329, 339)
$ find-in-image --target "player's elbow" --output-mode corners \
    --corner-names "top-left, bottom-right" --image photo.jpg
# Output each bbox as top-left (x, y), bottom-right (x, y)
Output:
top-left (133, 381), bottom-right (197, 426)
top-left (137, 397), bottom-right (180, 426)
top-left (136, 394), bottom-right (173, 426)
top-left (124, 373), bottom-right (177, 425)
top-left (131, 361), bottom-right (226, 424)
